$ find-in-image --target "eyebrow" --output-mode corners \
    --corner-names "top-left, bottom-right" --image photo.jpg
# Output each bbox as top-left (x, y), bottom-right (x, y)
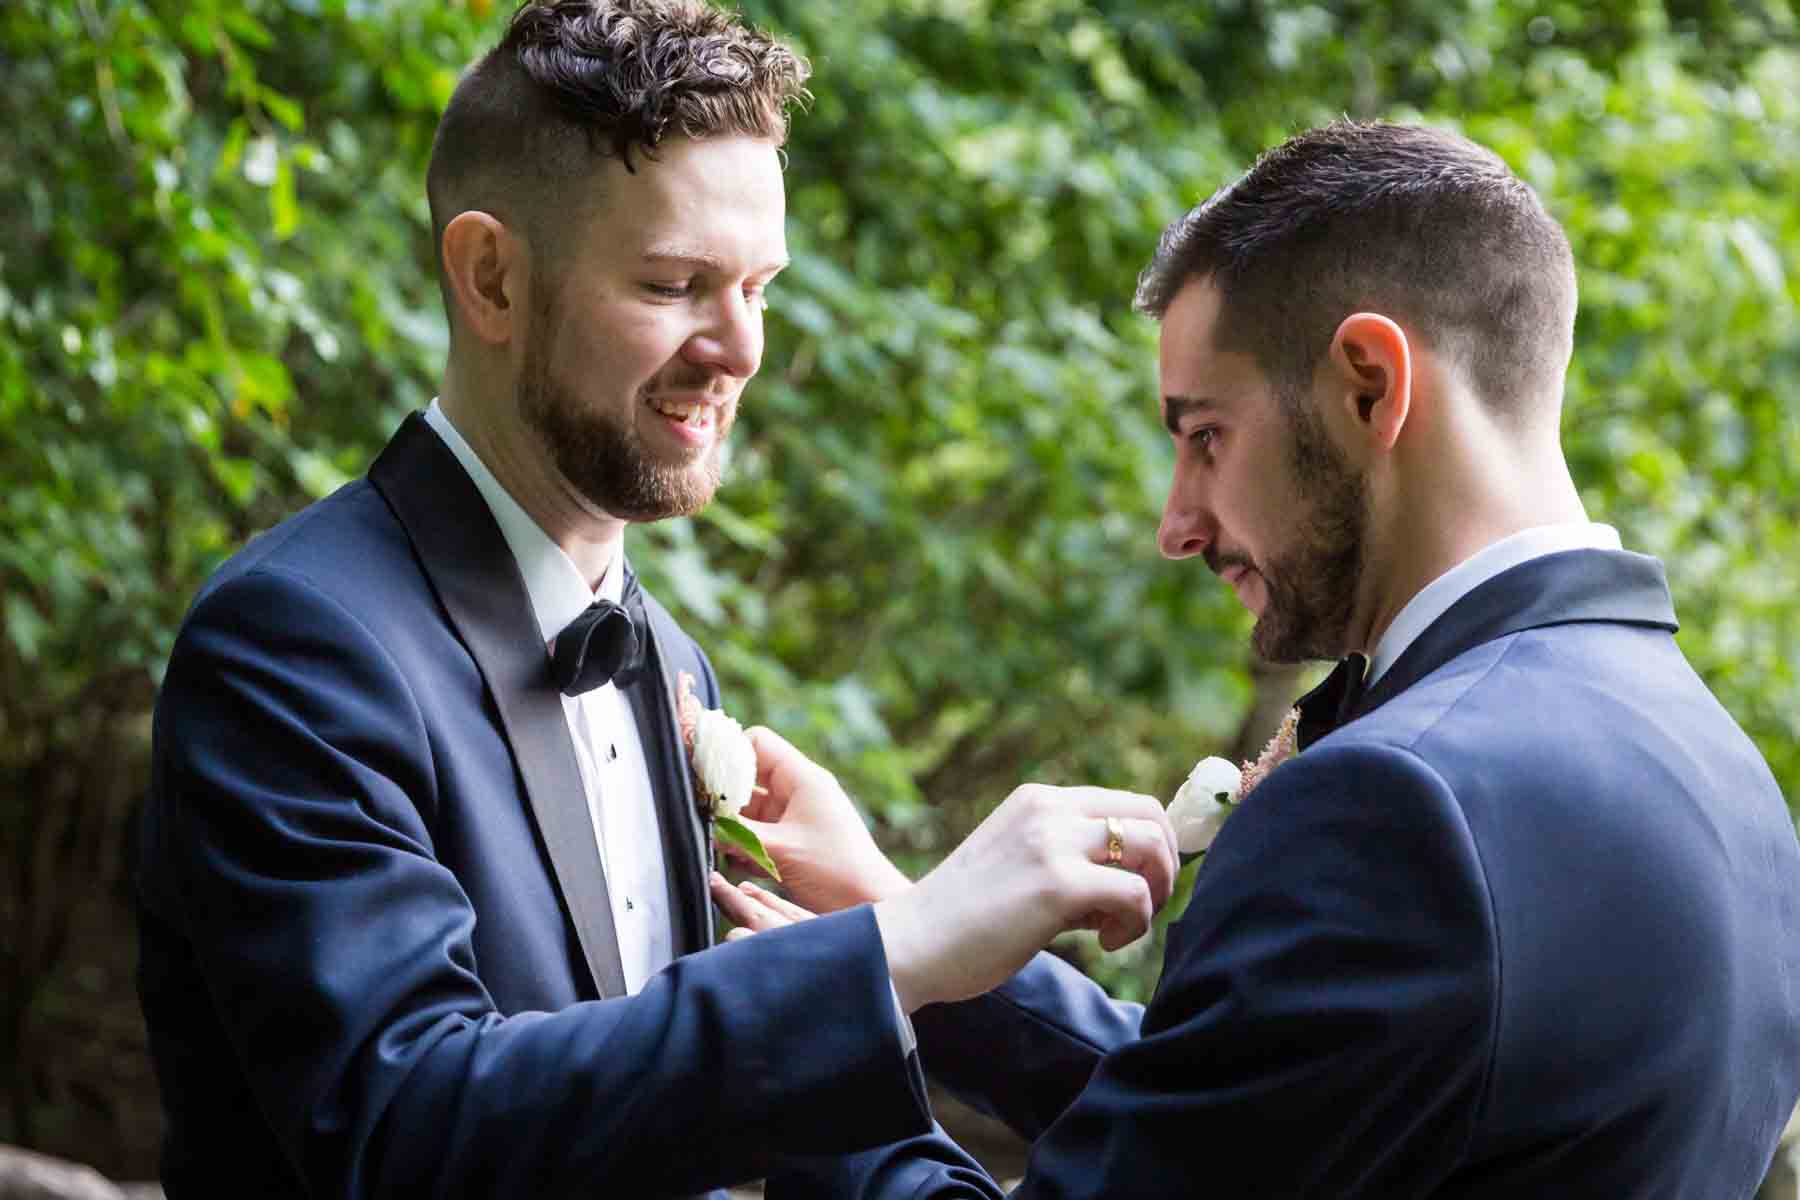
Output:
top-left (640, 249), bottom-right (791, 275)
top-left (1162, 394), bottom-right (1219, 435)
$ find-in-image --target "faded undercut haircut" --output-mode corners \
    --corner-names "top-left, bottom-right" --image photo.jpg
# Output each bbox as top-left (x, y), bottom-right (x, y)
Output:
top-left (1136, 121), bottom-right (1577, 423)
top-left (426, 0), bottom-right (810, 313)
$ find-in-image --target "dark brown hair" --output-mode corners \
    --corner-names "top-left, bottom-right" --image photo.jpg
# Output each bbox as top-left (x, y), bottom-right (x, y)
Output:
top-left (1136, 121), bottom-right (1576, 420)
top-left (426, 0), bottom-right (809, 295)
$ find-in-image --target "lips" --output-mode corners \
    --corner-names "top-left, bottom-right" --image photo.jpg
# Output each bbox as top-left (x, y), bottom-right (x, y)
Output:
top-left (1215, 558), bottom-right (1256, 588)
top-left (646, 393), bottom-right (717, 431)
top-left (1218, 562), bottom-right (1263, 608)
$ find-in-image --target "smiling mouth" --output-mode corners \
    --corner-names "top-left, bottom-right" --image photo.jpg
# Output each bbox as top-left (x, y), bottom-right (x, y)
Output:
top-left (646, 393), bottom-right (716, 431)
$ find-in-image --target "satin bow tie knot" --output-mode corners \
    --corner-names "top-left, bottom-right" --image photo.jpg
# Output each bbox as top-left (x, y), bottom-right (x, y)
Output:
top-left (1295, 652), bottom-right (1370, 751)
top-left (550, 599), bottom-right (642, 696)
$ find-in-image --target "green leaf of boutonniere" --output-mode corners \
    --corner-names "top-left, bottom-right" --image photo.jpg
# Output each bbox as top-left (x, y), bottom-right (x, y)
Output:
top-left (1156, 855), bottom-right (1205, 931)
top-left (713, 814), bottom-right (781, 882)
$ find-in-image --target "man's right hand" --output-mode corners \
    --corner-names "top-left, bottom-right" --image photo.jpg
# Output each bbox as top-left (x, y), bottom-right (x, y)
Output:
top-left (733, 730), bottom-right (1179, 1013)
top-left (731, 726), bottom-right (914, 914)
top-left (875, 784), bottom-right (1178, 1013)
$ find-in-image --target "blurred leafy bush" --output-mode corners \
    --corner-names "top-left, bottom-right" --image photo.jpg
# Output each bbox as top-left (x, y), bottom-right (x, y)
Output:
top-left (2, 1), bottom-right (1795, 1156)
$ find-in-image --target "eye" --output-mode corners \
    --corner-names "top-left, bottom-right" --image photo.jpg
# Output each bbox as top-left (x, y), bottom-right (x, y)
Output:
top-left (643, 281), bottom-right (693, 299)
top-left (1188, 425), bottom-right (1219, 455)
top-left (745, 282), bottom-right (773, 312)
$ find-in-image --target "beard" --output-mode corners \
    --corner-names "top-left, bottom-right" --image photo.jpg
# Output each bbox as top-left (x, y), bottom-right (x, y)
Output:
top-left (517, 284), bottom-right (730, 523)
top-left (1244, 402), bottom-right (1368, 664)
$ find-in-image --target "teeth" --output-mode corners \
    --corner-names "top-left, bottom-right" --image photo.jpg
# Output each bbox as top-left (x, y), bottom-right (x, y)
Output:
top-left (648, 396), bottom-right (710, 427)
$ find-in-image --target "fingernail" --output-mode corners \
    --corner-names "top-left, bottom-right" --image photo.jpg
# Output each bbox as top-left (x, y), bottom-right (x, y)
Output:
top-left (740, 880), bottom-right (761, 894)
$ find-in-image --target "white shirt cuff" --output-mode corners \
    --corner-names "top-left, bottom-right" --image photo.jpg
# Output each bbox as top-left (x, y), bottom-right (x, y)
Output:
top-left (890, 980), bottom-right (918, 1056)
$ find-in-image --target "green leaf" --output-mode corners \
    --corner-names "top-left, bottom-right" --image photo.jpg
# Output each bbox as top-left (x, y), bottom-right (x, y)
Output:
top-left (4, 593), bottom-right (48, 661)
top-left (271, 155), bottom-right (299, 240)
top-left (222, 10), bottom-right (275, 49)
top-left (262, 89), bottom-right (305, 133)
top-left (1154, 856), bottom-right (1204, 934)
top-left (714, 815), bottom-right (780, 882)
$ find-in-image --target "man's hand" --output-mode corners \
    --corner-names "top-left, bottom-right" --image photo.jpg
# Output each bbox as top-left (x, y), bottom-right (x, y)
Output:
top-left (874, 785), bottom-right (1178, 1013)
top-left (725, 726), bottom-right (912, 914)
top-left (709, 873), bottom-right (817, 940)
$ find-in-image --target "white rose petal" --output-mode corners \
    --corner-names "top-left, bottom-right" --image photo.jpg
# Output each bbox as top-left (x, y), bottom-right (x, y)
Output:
top-left (691, 707), bottom-right (756, 819)
top-left (1168, 756), bottom-right (1241, 855)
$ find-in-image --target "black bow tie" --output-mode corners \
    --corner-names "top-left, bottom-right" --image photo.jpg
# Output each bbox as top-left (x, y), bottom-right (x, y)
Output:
top-left (550, 575), bottom-right (645, 696)
top-left (1295, 652), bottom-right (1369, 751)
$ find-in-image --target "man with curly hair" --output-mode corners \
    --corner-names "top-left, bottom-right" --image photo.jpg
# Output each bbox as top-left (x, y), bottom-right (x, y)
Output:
top-left (136, 3), bottom-right (1179, 1196)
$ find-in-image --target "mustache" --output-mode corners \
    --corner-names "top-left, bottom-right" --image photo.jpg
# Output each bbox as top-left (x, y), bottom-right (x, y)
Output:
top-left (1205, 549), bottom-right (1255, 577)
top-left (643, 370), bottom-right (737, 399)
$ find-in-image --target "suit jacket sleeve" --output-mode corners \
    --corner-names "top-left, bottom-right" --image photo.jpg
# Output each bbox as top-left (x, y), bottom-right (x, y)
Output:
top-left (910, 952), bottom-right (1142, 1139)
top-left (768, 740), bottom-right (1500, 1199)
top-left (147, 568), bottom-right (930, 1198)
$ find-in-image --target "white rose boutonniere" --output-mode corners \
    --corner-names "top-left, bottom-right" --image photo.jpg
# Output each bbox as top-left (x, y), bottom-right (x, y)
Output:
top-left (1158, 707), bottom-right (1303, 926)
top-left (690, 705), bottom-right (755, 822)
top-left (677, 673), bottom-right (780, 880)
top-left (1167, 756), bottom-right (1242, 855)
top-left (1159, 708), bottom-right (1303, 935)
top-left (1168, 706), bottom-right (1301, 856)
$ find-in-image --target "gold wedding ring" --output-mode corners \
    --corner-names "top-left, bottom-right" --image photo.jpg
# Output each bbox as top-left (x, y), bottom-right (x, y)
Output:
top-left (1104, 816), bottom-right (1125, 866)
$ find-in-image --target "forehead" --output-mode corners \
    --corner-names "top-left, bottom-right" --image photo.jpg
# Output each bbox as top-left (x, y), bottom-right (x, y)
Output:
top-left (575, 134), bottom-right (788, 270)
top-left (1157, 277), bottom-right (1268, 418)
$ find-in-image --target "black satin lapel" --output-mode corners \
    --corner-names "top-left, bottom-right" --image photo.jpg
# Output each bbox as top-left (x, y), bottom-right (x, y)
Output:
top-left (620, 611), bottom-right (713, 957)
top-left (369, 413), bottom-right (628, 999)
top-left (1354, 548), bottom-right (1678, 721)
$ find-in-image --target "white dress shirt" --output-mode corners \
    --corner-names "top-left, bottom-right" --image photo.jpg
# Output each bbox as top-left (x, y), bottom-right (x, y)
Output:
top-left (1366, 522), bottom-right (1623, 687)
top-left (425, 400), bottom-right (673, 994)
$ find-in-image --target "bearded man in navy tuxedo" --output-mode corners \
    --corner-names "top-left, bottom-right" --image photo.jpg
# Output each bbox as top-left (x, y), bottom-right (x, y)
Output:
top-left (135, 3), bottom-right (1182, 1197)
top-left (716, 121), bottom-right (1800, 1197)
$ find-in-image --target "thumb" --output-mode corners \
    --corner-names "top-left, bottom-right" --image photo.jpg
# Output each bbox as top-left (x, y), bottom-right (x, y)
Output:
top-left (745, 725), bottom-right (801, 789)
top-left (745, 725), bottom-right (829, 818)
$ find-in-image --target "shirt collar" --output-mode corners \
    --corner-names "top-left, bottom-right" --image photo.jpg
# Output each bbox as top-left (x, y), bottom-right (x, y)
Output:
top-left (424, 399), bottom-right (622, 644)
top-left (1366, 522), bottom-right (1623, 686)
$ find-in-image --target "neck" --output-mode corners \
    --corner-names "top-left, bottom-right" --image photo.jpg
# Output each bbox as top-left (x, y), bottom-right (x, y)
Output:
top-left (440, 369), bottom-right (627, 590)
top-left (1347, 422), bottom-right (1586, 658)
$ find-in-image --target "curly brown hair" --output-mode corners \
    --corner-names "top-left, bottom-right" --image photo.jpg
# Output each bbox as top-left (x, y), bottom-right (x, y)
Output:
top-left (498, 0), bottom-right (810, 166)
top-left (426, 0), bottom-right (809, 299)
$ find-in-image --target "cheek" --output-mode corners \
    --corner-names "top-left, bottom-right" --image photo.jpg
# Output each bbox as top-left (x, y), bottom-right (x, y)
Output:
top-left (1242, 498), bottom-right (1290, 556)
top-left (636, 320), bottom-right (700, 376)
top-left (577, 299), bottom-right (684, 367)
top-left (1242, 447), bottom-right (1301, 522)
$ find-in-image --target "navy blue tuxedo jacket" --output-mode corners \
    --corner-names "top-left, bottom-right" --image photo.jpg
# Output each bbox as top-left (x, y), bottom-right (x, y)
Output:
top-left (775, 549), bottom-right (1800, 1198)
top-left (137, 414), bottom-right (932, 1198)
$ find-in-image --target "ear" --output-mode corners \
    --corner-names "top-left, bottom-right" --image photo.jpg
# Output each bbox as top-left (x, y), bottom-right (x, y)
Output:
top-left (1328, 312), bottom-right (1411, 451)
top-left (441, 211), bottom-right (523, 347)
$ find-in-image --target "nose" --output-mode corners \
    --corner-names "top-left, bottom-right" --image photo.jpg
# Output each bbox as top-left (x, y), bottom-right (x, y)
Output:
top-left (683, 290), bottom-right (763, 380)
top-left (1157, 471), bottom-right (1213, 560)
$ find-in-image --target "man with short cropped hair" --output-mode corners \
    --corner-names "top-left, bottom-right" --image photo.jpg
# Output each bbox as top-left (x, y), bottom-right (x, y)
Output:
top-left (136, 3), bottom-right (1178, 1196)
top-left (728, 120), bottom-right (1800, 1198)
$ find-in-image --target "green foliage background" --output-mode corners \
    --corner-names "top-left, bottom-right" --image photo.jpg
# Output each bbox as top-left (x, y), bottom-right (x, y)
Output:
top-left (2, 0), bottom-right (1796, 1175)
